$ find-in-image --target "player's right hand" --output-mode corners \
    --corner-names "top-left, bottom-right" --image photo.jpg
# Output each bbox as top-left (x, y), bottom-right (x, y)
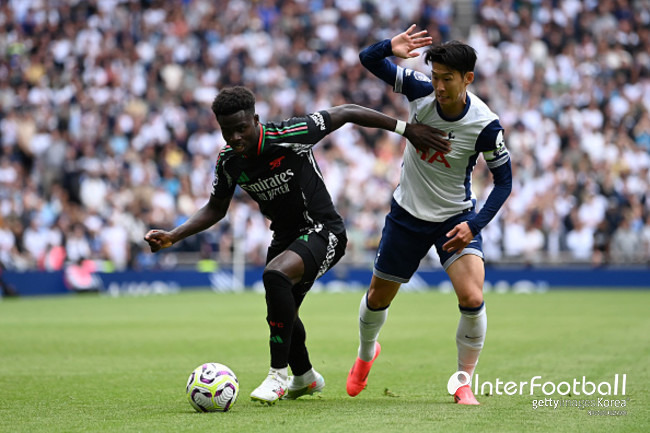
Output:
top-left (404, 123), bottom-right (451, 154)
top-left (391, 24), bottom-right (433, 59)
top-left (144, 229), bottom-right (174, 253)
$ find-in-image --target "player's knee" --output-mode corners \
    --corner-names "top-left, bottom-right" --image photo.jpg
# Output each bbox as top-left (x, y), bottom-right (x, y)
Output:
top-left (263, 265), bottom-right (302, 286)
top-left (264, 250), bottom-right (304, 284)
top-left (457, 291), bottom-right (484, 309)
top-left (262, 270), bottom-right (293, 291)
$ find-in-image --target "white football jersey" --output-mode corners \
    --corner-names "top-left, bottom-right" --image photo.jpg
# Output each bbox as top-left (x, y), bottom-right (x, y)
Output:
top-left (393, 68), bottom-right (510, 222)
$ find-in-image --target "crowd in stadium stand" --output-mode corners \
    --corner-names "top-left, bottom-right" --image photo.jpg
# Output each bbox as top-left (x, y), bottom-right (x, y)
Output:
top-left (0, 0), bottom-right (649, 272)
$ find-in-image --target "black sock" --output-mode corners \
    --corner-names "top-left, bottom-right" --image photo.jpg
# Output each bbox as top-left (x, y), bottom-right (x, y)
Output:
top-left (289, 317), bottom-right (312, 376)
top-left (263, 270), bottom-right (295, 369)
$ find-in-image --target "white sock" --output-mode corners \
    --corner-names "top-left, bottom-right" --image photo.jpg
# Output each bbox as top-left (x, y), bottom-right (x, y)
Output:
top-left (291, 368), bottom-right (317, 387)
top-left (456, 302), bottom-right (487, 378)
top-left (358, 292), bottom-right (388, 361)
top-left (269, 366), bottom-right (288, 379)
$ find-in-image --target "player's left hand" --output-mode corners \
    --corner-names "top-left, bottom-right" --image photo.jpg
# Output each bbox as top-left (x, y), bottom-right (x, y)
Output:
top-left (443, 222), bottom-right (474, 254)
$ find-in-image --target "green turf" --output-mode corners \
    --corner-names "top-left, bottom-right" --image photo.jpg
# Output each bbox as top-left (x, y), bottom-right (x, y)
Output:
top-left (0, 290), bottom-right (648, 432)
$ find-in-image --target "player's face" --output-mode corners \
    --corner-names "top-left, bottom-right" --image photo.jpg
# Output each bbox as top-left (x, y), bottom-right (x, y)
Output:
top-left (431, 63), bottom-right (474, 116)
top-left (217, 110), bottom-right (260, 157)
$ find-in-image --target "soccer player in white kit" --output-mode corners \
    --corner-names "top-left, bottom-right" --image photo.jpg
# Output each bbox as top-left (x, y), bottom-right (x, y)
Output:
top-left (346, 26), bottom-right (513, 405)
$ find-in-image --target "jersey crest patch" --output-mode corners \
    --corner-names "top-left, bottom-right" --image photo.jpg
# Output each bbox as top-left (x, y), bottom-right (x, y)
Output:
top-left (269, 156), bottom-right (285, 169)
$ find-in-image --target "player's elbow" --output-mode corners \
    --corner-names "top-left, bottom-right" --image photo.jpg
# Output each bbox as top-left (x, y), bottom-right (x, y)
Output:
top-left (494, 178), bottom-right (512, 200)
top-left (328, 104), bottom-right (362, 127)
top-left (499, 178), bottom-right (513, 195)
top-left (359, 49), bottom-right (367, 63)
top-left (359, 48), bottom-right (372, 67)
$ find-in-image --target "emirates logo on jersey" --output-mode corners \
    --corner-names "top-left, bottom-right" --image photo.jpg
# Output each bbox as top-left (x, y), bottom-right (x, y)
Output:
top-left (269, 156), bottom-right (285, 169)
top-left (240, 168), bottom-right (295, 201)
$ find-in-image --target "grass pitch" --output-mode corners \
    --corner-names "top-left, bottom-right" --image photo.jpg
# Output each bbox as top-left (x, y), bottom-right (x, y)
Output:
top-left (0, 289), bottom-right (648, 432)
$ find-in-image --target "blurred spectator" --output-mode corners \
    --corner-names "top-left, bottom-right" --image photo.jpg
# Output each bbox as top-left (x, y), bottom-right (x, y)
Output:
top-left (0, 215), bottom-right (16, 266)
top-left (65, 223), bottom-right (93, 264)
top-left (522, 215), bottom-right (546, 264)
top-left (21, 219), bottom-right (50, 264)
top-left (566, 219), bottom-right (595, 261)
top-left (99, 213), bottom-right (130, 271)
top-left (610, 213), bottom-right (641, 264)
top-left (592, 220), bottom-right (612, 266)
top-left (641, 214), bottom-right (650, 260)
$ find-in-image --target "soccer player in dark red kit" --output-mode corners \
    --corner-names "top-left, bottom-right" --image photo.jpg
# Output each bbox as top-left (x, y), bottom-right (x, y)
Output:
top-left (145, 86), bottom-right (450, 405)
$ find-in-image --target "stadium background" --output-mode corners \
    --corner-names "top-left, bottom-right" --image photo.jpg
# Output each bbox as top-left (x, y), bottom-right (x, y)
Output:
top-left (1, 0), bottom-right (649, 293)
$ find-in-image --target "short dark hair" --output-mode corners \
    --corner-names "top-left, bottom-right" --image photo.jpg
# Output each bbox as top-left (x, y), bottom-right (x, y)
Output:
top-left (211, 86), bottom-right (256, 117)
top-left (424, 41), bottom-right (477, 76)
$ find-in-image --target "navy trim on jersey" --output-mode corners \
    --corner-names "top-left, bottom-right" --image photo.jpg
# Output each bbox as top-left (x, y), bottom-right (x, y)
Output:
top-left (437, 93), bottom-right (472, 122)
top-left (475, 119), bottom-right (503, 152)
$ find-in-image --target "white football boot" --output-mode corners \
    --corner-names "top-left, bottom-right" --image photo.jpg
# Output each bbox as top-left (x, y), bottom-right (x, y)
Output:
top-left (284, 369), bottom-right (325, 400)
top-left (250, 369), bottom-right (289, 405)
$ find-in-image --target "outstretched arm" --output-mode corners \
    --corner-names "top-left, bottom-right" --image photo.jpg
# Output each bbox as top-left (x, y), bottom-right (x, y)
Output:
top-left (359, 24), bottom-right (433, 74)
top-left (359, 25), bottom-right (435, 100)
top-left (325, 104), bottom-right (450, 154)
top-left (144, 194), bottom-right (231, 252)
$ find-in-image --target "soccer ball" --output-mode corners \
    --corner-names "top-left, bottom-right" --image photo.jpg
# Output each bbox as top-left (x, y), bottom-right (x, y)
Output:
top-left (186, 363), bottom-right (239, 412)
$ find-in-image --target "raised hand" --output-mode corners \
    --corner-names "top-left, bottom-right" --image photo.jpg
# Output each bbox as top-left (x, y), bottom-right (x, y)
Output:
top-left (390, 24), bottom-right (433, 59)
